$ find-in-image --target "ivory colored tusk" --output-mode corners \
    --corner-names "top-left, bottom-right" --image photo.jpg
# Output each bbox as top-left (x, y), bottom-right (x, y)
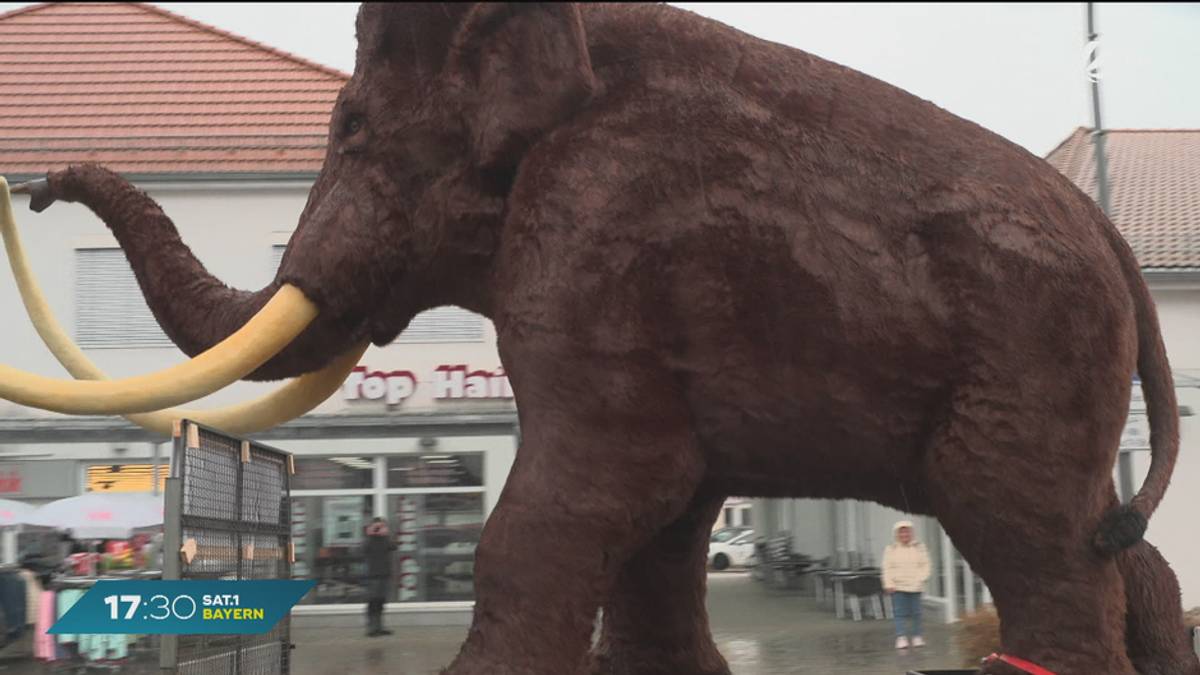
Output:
top-left (3, 178), bottom-right (367, 435)
top-left (0, 177), bottom-right (322, 416)
top-left (143, 344), bottom-right (367, 436)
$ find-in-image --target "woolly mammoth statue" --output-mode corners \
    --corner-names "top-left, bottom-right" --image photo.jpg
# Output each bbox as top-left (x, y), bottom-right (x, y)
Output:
top-left (2, 4), bottom-right (1198, 675)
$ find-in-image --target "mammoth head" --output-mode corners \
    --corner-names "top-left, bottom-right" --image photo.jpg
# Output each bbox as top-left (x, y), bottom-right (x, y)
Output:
top-left (0, 3), bottom-right (598, 434)
top-left (278, 2), bottom-right (598, 344)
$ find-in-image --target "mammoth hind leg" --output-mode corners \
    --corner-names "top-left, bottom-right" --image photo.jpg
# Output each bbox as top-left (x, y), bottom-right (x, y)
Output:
top-left (1120, 539), bottom-right (1200, 675)
top-left (589, 491), bottom-right (730, 675)
top-left (924, 402), bottom-right (1136, 675)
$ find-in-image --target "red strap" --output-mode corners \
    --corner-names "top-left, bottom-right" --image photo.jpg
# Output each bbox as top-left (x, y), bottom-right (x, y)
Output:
top-left (985, 653), bottom-right (1060, 675)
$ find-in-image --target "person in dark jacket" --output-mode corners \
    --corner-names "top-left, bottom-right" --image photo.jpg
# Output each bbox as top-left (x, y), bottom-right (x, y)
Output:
top-left (362, 518), bottom-right (396, 637)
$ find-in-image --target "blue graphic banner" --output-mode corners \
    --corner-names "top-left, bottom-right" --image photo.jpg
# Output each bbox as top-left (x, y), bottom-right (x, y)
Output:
top-left (48, 580), bottom-right (317, 635)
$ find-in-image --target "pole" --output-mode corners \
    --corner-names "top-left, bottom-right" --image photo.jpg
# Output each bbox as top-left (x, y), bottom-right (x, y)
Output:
top-left (1087, 3), bottom-right (1133, 503)
top-left (941, 529), bottom-right (957, 624)
top-left (159, 477), bottom-right (182, 672)
top-left (151, 441), bottom-right (161, 495)
top-left (1086, 2), bottom-right (1113, 218)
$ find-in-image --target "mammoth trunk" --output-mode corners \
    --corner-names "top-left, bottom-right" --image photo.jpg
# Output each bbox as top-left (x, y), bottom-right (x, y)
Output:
top-left (41, 165), bottom-right (362, 381)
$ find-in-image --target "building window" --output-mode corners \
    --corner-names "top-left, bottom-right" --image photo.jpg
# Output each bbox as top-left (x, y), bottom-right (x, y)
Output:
top-left (270, 244), bottom-right (286, 278)
top-left (395, 306), bottom-right (486, 343)
top-left (284, 442), bottom-right (502, 606)
top-left (291, 495), bottom-right (375, 605)
top-left (388, 493), bottom-right (484, 602)
top-left (291, 456), bottom-right (375, 491)
top-left (75, 248), bottom-right (172, 348)
top-left (387, 453), bottom-right (483, 489)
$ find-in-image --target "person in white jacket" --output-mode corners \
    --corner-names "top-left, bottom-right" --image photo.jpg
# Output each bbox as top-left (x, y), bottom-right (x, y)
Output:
top-left (882, 520), bottom-right (931, 650)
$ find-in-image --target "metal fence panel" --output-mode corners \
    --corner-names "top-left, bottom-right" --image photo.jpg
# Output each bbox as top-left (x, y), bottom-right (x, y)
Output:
top-left (161, 420), bottom-right (294, 674)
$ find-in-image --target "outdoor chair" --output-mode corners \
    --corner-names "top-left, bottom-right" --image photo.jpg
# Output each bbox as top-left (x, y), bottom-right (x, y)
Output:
top-left (842, 571), bottom-right (890, 621)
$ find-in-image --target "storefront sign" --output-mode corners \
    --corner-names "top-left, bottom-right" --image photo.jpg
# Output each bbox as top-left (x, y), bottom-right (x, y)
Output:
top-left (0, 461), bottom-right (77, 499)
top-left (0, 470), bottom-right (21, 493)
top-left (433, 366), bottom-right (513, 400)
top-left (341, 364), bottom-right (514, 406)
top-left (86, 464), bottom-right (167, 493)
top-left (323, 496), bottom-right (365, 548)
top-left (343, 367), bottom-right (418, 406)
top-left (291, 501), bottom-right (309, 580)
top-left (396, 497), bottom-right (420, 601)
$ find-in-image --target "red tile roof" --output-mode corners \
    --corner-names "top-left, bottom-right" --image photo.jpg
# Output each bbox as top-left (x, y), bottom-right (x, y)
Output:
top-left (0, 2), bottom-right (349, 177)
top-left (1046, 127), bottom-right (1200, 270)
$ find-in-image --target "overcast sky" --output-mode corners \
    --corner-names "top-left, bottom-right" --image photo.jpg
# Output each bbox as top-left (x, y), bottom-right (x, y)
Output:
top-left (2, 2), bottom-right (1199, 157)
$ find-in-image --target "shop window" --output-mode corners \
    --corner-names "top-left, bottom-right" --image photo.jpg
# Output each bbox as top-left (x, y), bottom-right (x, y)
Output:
top-left (386, 453), bottom-right (483, 489)
top-left (75, 248), bottom-right (173, 348)
top-left (290, 495), bottom-right (374, 605)
top-left (388, 493), bottom-right (485, 602)
top-left (290, 456), bottom-right (375, 490)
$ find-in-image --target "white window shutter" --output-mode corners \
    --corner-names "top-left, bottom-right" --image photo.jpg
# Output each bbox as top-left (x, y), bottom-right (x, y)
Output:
top-left (270, 244), bottom-right (286, 277)
top-left (396, 306), bottom-right (486, 343)
top-left (75, 248), bottom-right (172, 348)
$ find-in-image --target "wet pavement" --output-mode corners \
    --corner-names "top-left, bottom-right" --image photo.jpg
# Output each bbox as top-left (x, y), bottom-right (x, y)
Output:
top-left (1, 572), bottom-right (967, 674)
top-left (286, 572), bottom-right (965, 675)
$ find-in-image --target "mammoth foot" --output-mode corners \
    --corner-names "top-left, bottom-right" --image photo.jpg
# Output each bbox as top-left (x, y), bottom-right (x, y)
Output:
top-left (1131, 660), bottom-right (1200, 675)
top-left (587, 644), bottom-right (730, 675)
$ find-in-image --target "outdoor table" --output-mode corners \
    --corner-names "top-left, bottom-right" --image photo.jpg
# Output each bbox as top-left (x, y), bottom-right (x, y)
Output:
top-left (812, 568), bottom-right (835, 604)
top-left (826, 570), bottom-right (859, 619)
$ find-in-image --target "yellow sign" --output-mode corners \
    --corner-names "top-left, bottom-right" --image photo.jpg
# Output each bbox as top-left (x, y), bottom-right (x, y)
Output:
top-left (86, 465), bottom-right (166, 493)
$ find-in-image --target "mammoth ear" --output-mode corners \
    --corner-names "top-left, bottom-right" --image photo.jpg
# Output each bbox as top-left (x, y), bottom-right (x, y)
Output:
top-left (356, 3), bottom-right (474, 79)
top-left (447, 3), bottom-right (597, 170)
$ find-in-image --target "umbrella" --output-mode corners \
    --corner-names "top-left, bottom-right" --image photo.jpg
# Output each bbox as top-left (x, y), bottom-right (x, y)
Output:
top-left (30, 492), bottom-right (164, 539)
top-left (0, 498), bottom-right (37, 527)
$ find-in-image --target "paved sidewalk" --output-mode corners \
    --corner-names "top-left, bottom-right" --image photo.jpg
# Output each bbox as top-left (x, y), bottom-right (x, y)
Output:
top-left (0, 572), bottom-right (967, 674)
top-left (289, 572), bottom-right (966, 675)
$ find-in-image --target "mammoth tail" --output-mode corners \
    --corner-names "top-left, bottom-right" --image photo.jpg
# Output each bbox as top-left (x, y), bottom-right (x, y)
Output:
top-left (1091, 206), bottom-right (1180, 556)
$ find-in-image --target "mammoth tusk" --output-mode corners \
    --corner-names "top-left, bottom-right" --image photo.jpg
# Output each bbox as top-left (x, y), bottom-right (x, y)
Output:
top-left (0, 177), bottom-right (320, 416)
top-left (3, 178), bottom-right (365, 435)
top-left (141, 343), bottom-right (369, 436)
top-left (0, 287), bottom-right (317, 415)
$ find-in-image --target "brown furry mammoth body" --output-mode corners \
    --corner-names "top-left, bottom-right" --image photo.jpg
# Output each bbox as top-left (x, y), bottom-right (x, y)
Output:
top-left (19, 4), bottom-right (1198, 675)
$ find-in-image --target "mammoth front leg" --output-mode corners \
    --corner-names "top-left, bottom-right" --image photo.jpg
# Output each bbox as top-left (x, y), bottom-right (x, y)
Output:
top-left (1120, 540), bottom-right (1200, 675)
top-left (589, 492), bottom-right (730, 675)
top-left (445, 406), bottom-right (707, 675)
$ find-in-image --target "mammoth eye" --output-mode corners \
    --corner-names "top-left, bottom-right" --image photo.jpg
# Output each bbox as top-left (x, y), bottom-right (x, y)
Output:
top-left (343, 114), bottom-right (364, 138)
